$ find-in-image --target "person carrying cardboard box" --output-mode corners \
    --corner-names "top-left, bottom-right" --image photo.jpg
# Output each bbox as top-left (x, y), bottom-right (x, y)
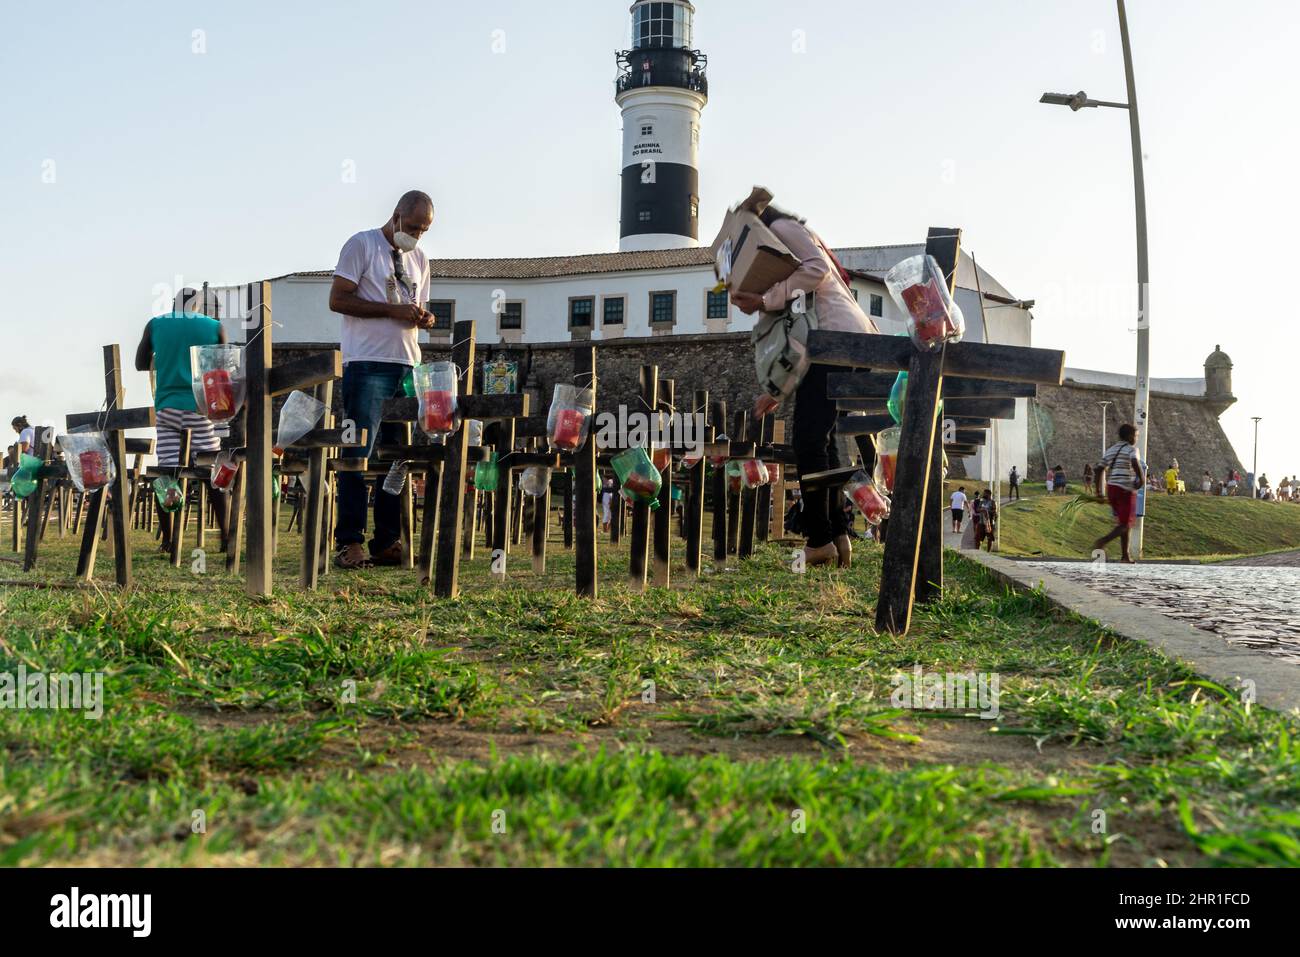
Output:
top-left (719, 188), bottom-right (878, 569)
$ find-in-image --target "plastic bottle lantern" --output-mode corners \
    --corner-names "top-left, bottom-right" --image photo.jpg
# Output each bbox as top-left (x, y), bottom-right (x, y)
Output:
top-left (210, 450), bottom-right (239, 492)
top-left (474, 452), bottom-right (499, 492)
top-left (888, 372), bottom-right (907, 425)
top-left (842, 471), bottom-right (891, 526)
top-left (612, 447), bottom-right (661, 509)
top-left (154, 475), bottom-right (184, 513)
top-left (725, 459), bottom-right (743, 496)
top-left (547, 384), bottom-right (595, 452)
top-left (708, 433), bottom-right (730, 467)
top-left (190, 345), bottom-right (247, 423)
top-left (520, 466), bottom-right (552, 498)
top-left (740, 459), bottom-right (770, 489)
top-left (884, 254), bottom-right (966, 353)
top-left (273, 391), bottom-right (327, 456)
top-left (887, 372), bottom-right (942, 425)
top-left (652, 447), bottom-right (672, 471)
top-left (402, 368), bottom-right (417, 398)
top-left (11, 453), bottom-right (43, 499)
top-left (466, 420), bottom-right (485, 447)
top-left (875, 426), bottom-right (902, 492)
top-left (57, 432), bottom-right (116, 494)
top-left (415, 361), bottom-right (461, 439)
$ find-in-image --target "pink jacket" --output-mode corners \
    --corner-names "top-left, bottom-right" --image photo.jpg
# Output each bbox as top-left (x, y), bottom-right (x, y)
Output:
top-left (759, 218), bottom-right (878, 335)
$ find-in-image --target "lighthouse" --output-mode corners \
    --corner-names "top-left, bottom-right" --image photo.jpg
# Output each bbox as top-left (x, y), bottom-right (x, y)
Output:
top-left (615, 1), bottom-right (708, 252)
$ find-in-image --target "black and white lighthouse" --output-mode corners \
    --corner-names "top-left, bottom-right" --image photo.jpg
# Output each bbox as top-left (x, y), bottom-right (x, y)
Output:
top-left (615, 1), bottom-right (708, 252)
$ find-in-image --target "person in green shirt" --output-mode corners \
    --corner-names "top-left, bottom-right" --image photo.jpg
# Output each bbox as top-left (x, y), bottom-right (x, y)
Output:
top-left (134, 288), bottom-right (229, 553)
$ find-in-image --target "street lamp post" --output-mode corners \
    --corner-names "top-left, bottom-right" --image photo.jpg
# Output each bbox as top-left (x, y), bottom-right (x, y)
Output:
top-left (1252, 416), bottom-right (1262, 496)
top-left (1040, 0), bottom-right (1149, 556)
top-left (1099, 400), bottom-right (1113, 457)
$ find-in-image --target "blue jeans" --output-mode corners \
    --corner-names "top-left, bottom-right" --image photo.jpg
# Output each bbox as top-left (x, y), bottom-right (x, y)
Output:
top-left (334, 361), bottom-right (407, 551)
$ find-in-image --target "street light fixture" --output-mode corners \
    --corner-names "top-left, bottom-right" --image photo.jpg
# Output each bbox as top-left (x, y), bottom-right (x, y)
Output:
top-left (1252, 417), bottom-right (1262, 495)
top-left (1039, 0), bottom-right (1150, 557)
top-left (1099, 401), bottom-right (1114, 457)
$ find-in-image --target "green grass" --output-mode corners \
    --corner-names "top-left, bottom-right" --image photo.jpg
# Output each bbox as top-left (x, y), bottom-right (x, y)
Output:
top-left (1, 507), bottom-right (1298, 866)
top-left (945, 479), bottom-right (1300, 560)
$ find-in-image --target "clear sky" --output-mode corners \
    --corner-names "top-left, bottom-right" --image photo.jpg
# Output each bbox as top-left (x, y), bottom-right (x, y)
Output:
top-left (2, 0), bottom-right (1297, 480)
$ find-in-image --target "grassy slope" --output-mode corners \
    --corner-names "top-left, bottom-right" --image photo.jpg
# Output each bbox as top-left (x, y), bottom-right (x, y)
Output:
top-left (945, 480), bottom-right (1300, 560)
top-left (1, 513), bottom-right (1298, 866)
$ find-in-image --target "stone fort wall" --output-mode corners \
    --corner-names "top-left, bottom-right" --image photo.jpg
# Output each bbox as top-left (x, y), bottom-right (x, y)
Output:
top-left (1028, 381), bottom-right (1243, 483)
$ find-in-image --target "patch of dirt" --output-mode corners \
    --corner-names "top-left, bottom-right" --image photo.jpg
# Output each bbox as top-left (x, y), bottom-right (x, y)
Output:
top-left (180, 706), bottom-right (1114, 772)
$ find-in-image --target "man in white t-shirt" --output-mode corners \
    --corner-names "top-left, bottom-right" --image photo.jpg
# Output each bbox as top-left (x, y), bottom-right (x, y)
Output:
top-left (950, 487), bottom-right (967, 532)
top-left (329, 191), bottom-right (436, 570)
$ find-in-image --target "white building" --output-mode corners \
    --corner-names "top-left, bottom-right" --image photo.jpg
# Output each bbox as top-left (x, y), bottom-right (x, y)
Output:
top-left (218, 0), bottom-right (1036, 483)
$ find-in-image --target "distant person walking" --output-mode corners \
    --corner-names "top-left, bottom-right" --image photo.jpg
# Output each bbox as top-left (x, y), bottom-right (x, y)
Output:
top-left (134, 287), bottom-right (229, 553)
top-left (1093, 423), bottom-right (1146, 564)
top-left (1053, 465), bottom-right (1067, 494)
top-left (1083, 463), bottom-right (1095, 489)
top-left (739, 197), bottom-right (877, 569)
top-left (601, 476), bottom-right (615, 532)
top-left (330, 191), bottom-right (436, 571)
top-left (1045, 466), bottom-right (1055, 495)
top-left (1202, 470), bottom-right (1213, 494)
top-left (950, 486), bottom-right (967, 533)
top-left (1008, 466), bottom-right (1020, 501)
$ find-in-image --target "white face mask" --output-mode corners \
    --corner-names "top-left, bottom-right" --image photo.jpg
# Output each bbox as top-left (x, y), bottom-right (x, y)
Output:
top-left (393, 230), bottom-right (419, 253)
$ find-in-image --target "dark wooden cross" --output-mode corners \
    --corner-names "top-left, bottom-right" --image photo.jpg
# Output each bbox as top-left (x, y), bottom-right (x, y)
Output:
top-left (62, 344), bottom-right (157, 586)
top-left (804, 227), bottom-right (1065, 635)
top-left (241, 280), bottom-right (357, 596)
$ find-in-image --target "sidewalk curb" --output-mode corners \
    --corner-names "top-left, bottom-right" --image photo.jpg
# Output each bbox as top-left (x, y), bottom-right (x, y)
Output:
top-left (953, 548), bottom-right (1300, 715)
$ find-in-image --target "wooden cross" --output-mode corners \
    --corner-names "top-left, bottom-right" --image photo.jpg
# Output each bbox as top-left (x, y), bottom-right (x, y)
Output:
top-left (240, 280), bottom-right (355, 596)
top-left (60, 344), bottom-right (156, 586)
top-left (804, 227), bottom-right (1065, 635)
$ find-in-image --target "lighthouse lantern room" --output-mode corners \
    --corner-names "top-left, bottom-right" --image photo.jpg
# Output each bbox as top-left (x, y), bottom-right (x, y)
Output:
top-left (615, 1), bottom-right (708, 252)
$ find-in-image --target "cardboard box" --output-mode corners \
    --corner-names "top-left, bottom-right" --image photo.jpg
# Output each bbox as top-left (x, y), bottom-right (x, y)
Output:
top-left (710, 187), bottom-right (799, 296)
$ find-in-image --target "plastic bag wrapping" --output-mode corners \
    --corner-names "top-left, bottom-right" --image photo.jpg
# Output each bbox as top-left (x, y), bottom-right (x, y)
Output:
top-left (190, 345), bottom-right (247, 422)
top-left (884, 254), bottom-right (966, 353)
top-left (57, 432), bottom-right (116, 493)
top-left (415, 361), bottom-right (461, 439)
top-left (273, 391), bottom-right (327, 456)
top-left (612, 447), bottom-right (661, 509)
top-left (547, 384), bottom-right (595, 452)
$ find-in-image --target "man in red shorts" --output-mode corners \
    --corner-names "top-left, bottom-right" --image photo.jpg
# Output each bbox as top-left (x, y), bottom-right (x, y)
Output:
top-left (1092, 423), bottom-right (1145, 563)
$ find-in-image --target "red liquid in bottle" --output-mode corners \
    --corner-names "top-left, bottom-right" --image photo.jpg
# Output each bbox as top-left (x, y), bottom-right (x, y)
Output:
top-left (203, 369), bottom-right (236, 420)
top-left (422, 390), bottom-right (456, 434)
top-left (742, 460), bottom-right (766, 487)
top-left (552, 409), bottom-right (586, 451)
top-left (79, 450), bottom-right (108, 490)
top-left (623, 472), bottom-right (658, 500)
top-left (851, 483), bottom-right (889, 525)
top-left (901, 280), bottom-right (954, 346)
top-left (212, 460), bottom-right (238, 490)
top-left (878, 453), bottom-right (897, 492)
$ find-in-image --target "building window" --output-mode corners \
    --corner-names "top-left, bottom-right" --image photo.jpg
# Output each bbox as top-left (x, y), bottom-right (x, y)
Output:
top-left (650, 290), bottom-right (676, 325)
top-left (640, 124), bottom-right (653, 136)
top-left (425, 299), bottom-right (455, 332)
top-left (499, 301), bottom-right (523, 331)
top-left (638, 209), bottom-right (653, 223)
top-left (689, 198), bottom-right (699, 219)
top-left (634, 1), bottom-right (691, 49)
top-left (850, 288), bottom-right (859, 302)
top-left (569, 297), bottom-right (594, 329)
top-left (706, 289), bottom-right (729, 319)
top-left (603, 296), bottom-right (625, 326)
top-left (869, 294), bottom-right (884, 318)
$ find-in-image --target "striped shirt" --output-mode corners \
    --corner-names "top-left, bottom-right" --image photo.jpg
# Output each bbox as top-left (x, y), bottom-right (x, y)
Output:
top-left (1101, 442), bottom-right (1140, 489)
top-left (155, 408), bottom-right (220, 467)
